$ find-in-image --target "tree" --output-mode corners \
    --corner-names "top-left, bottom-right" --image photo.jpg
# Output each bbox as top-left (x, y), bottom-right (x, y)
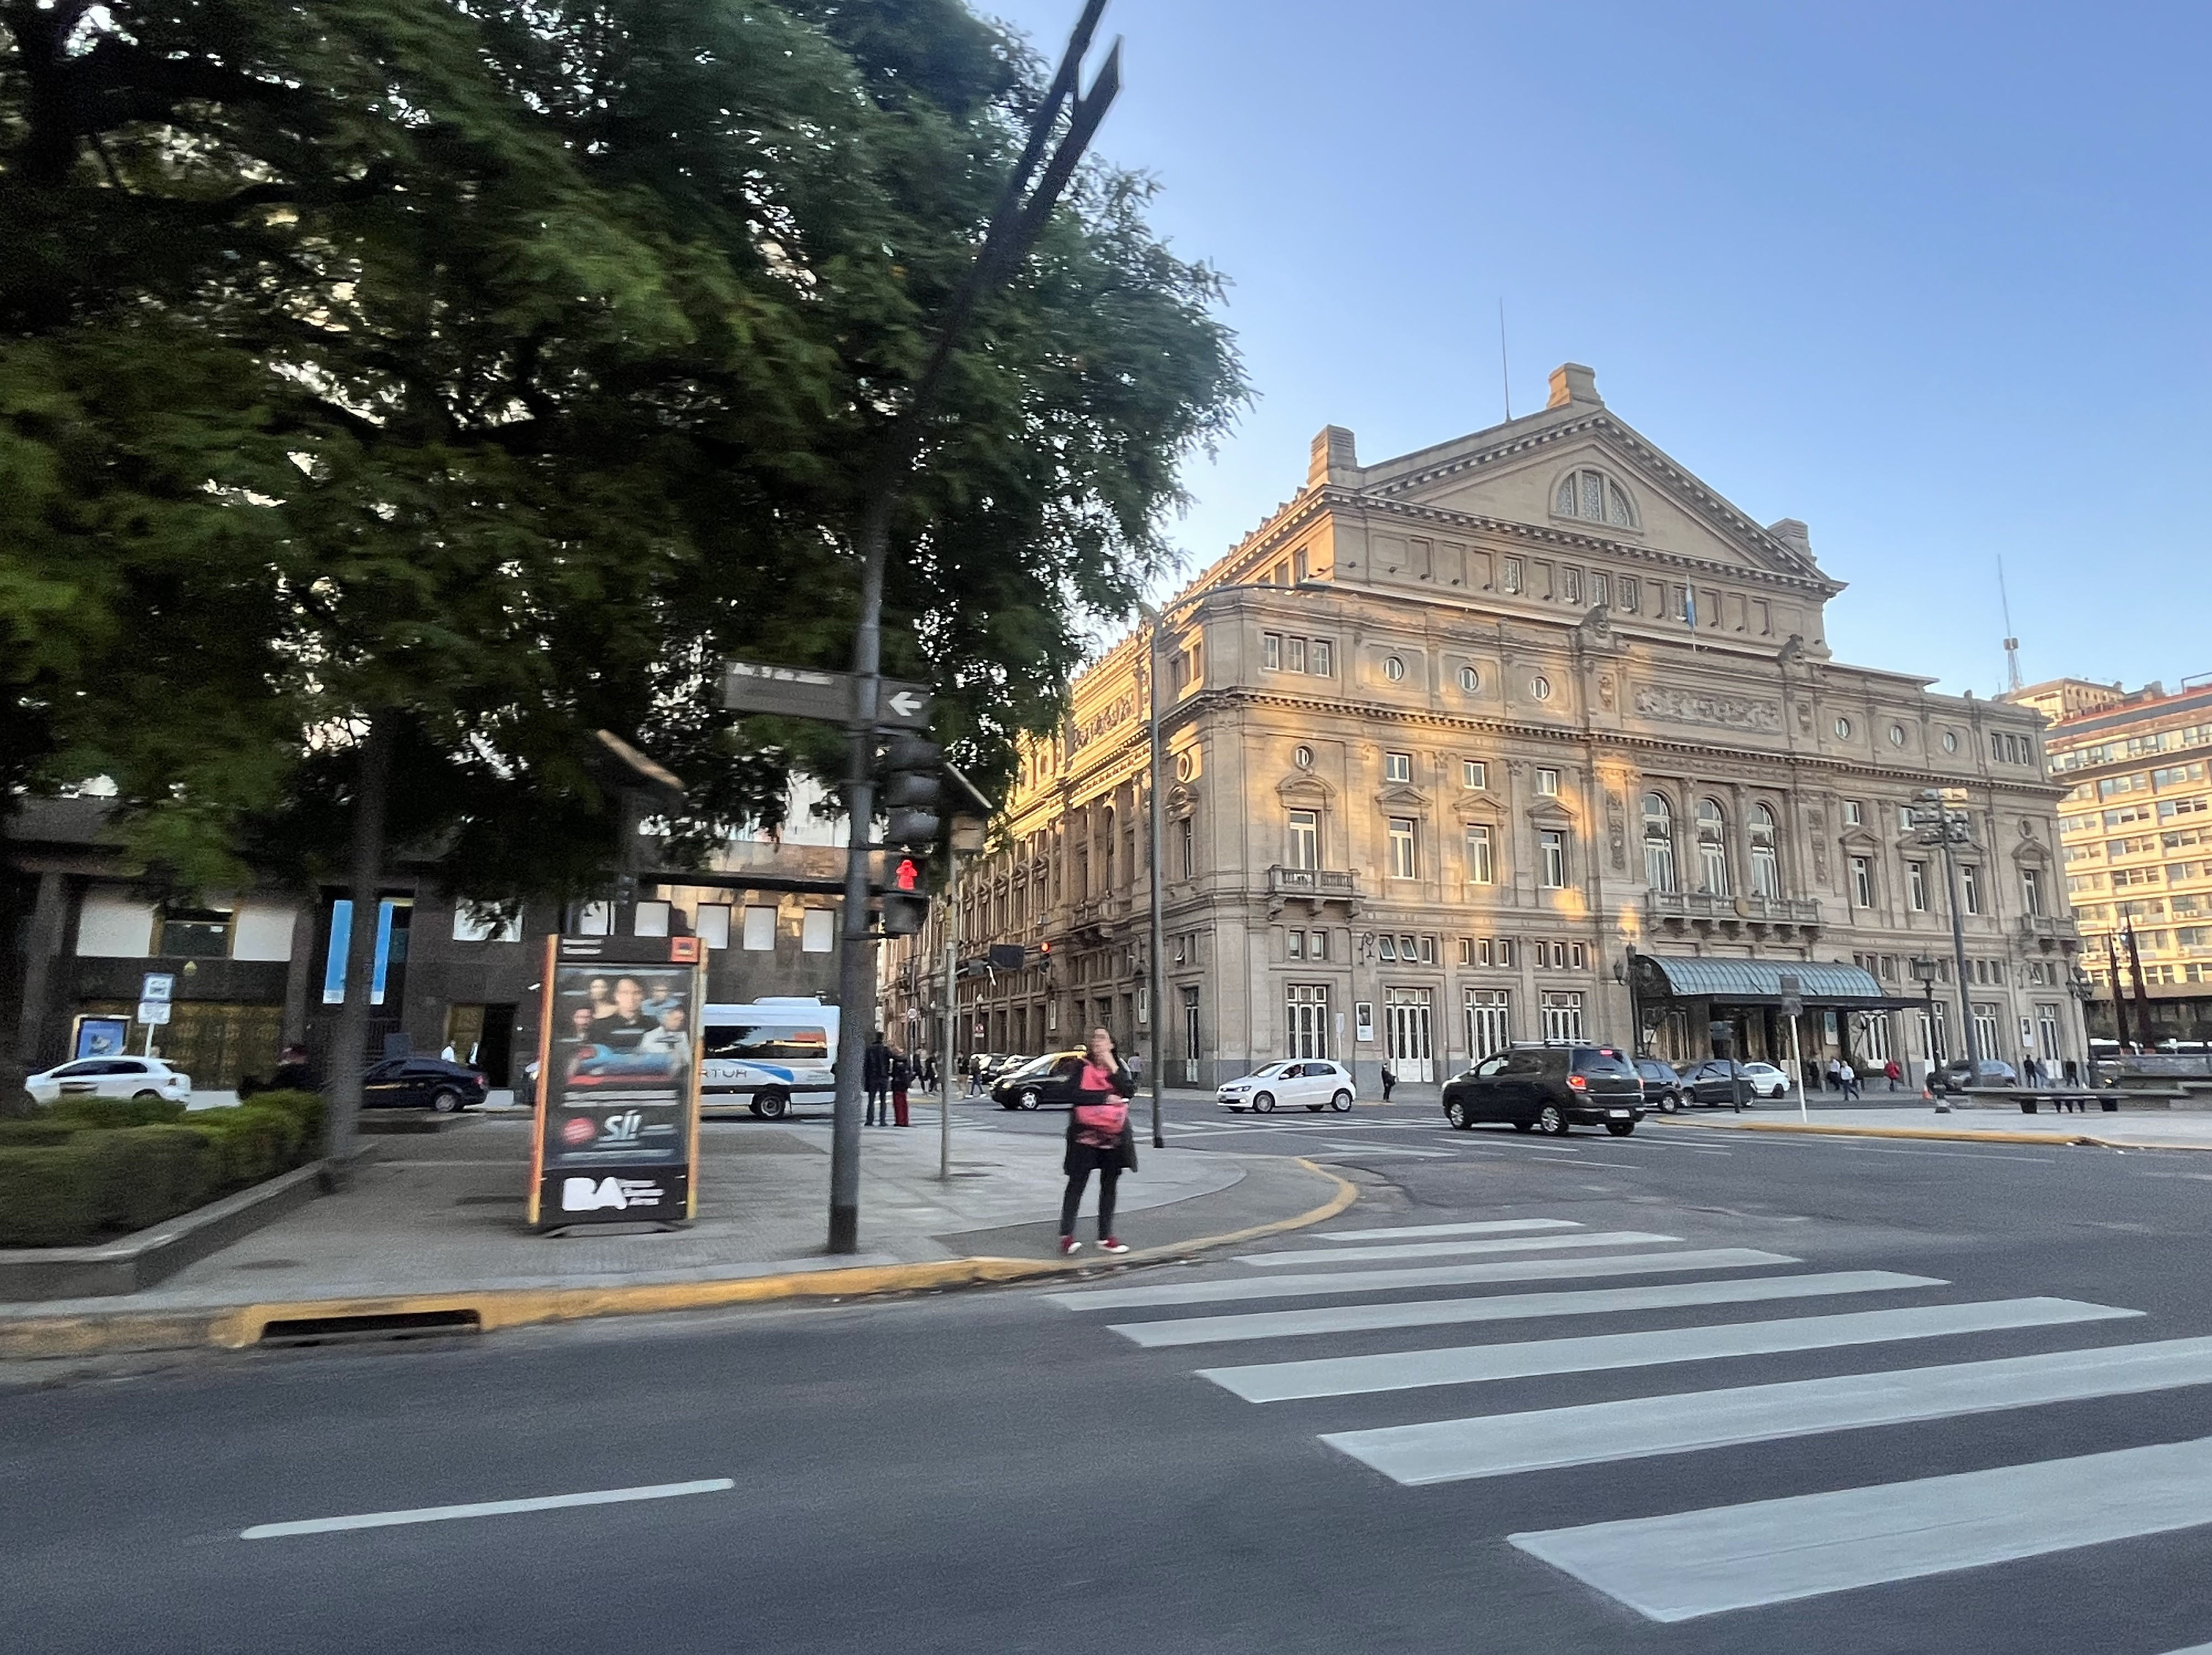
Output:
top-left (1, 0), bottom-right (1245, 1122)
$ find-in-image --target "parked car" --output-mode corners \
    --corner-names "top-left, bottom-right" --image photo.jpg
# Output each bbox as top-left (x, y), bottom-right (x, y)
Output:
top-left (1677, 1059), bottom-right (1791, 1106)
top-left (1217, 1060), bottom-right (1357, 1114)
top-left (26, 1056), bottom-right (191, 1107)
top-left (1440, 1044), bottom-right (1643, 1136)
top-left (1934, 1057), bottom-right (2019, 1093)
top-left (1633, 1056), bottom-right (1683, 1113)
top-left (363, 1056), bottom-right (489, 1112)
top-left (993, 1050), bottom-right (1087, 1111)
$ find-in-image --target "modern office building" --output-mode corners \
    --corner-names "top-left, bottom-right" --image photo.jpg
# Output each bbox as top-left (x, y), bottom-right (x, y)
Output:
top-left (883, 364), bottom-right (2085, 1091)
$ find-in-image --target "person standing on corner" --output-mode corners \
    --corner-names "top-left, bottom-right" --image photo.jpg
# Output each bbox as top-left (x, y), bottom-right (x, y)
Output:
top-left (890, 1046), bottom-right (913, 1128)
top-left (1380, 1059), bottom-right (1396, 1102)
top-left (864, 1031), bottom-right (892, 1127)
top-left (1058, 1026), bottom-right (1137, 1257)
top-left (1884, 1057), bottom-right (1902, 1092)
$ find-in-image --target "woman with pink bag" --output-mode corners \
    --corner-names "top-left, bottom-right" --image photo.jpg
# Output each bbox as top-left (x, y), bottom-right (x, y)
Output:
top-left (1058, 1026), bottom-right (1138, 1256)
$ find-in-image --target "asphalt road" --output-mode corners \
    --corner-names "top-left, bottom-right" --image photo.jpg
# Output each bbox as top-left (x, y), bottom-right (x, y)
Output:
top-left (11, 1094), bottom-right (2212, 1654)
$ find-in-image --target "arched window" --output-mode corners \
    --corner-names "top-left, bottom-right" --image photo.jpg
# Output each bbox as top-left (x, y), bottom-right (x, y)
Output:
top-left (1642, 793), bottom-right (1677, 894)
top-left (1697, 799), bottom-right (1731, 894)
top-left (1750, 804), bottom-right (1780, 898)
top-left (1553, 467), bottom-right (1638, 528)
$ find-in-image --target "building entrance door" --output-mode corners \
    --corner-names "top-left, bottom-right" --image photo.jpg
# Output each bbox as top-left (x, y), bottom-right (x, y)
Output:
top-left (1181, 987), bottom-right (1202, 1083)
top-left (1387, 988), bottom-right (1434, 1083)
top-left (1465, 989), bottom-right (1511, 1064)
top-left (1286, 984), bottom-right (1331, 1059)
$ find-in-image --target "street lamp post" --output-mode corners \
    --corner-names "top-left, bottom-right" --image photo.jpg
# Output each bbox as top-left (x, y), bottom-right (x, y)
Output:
top-left (1912, 790), bottom-right (1980, 1107)
top-left (1911, 954), bottom-right (1944, 1110)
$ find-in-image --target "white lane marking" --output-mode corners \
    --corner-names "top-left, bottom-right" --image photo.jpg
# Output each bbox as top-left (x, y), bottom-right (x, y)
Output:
top-left (1830, 1143), bottom-right (2058, 1164)
top-left (1109, 1270), bottom-right (1943, 1348)
top-left (1324, 1334), bottom-right (2212, 1485)
top-left (2152, 1645), bottom-right (2212, 1654)
top-left (1509, 1433), bottom-right (2212, 1623)
top-left (1238, 1231), bottom-right (1678, 1268)
top-left (1199, 1297), bottom-right (2138, 1403)
top-left (1322, 1219), bottom-right (1583, 1242)
top-left (240, 1478), bottom-right (734, 1539)
top-left (1311, 1144), bottom-right (1456, 1159)
top-left (1617, 1138), bottom-right (1734, 1154)
top-left (1045, 1248), bottom-right (1801, 1311)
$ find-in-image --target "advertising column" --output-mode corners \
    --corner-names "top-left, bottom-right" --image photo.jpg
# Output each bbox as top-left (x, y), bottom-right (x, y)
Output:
top-left (527, 934), bottom-right (705, 1230)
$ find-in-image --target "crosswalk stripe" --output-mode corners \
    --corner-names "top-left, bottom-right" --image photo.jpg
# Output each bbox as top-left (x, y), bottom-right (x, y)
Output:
top-left (1198, 1298), bottom-right (2138, 1403)
top-left (1320, 1219), bottom-right (1583, 1242)
top-left (1324, 1333), bottom-right (2212, 1485)
top-left (1043, 1248), bottom-right (1802, 1311)
top-left (1107, 1270), bottom-right (1943, 1348)
top-left (1508, 1431), bottom-right (2212, 1622)
top-left (1237, 1231), bottom-right (1680, 1267)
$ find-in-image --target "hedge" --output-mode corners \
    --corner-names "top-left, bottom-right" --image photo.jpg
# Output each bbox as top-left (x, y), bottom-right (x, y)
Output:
top-left (0, 1091), bottom-right (326, 1248)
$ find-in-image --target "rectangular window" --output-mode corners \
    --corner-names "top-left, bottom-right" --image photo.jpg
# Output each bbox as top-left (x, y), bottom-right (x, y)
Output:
top-left (1962, 864), bottom-right (1983, 914)
top-left (452, 903), bottom-right (522, 944)
top-left (1286, 809), bottom-right (1318, 871)
top-left (631, 899), bottom-right (671, 938)
top-left (1311, 929), bottom-right (1329, 961)
top-left (1466, 989), bottom-right (1511, 1060)
top-left (1463, 760), bottom-right (1488, 790)
top-left (1262, 632), bottom-right (1282, 671)
top-left (1179, 818), bottom-right (1196, 879)
top-left (1851, 855), bottom-right (1875, 908)
top-left (1619, 575), bottom-right (1640, 612)
top-left (1844, 800), bottom-right (1864, 826)
top-left (159, 907), bottom-right (233, 958)
top-left (1570, 942), bottom-right (1587, 970)
top-left (1385, 751), bottom-right (1412, 783)
top-left (1418, 935), bottom-right (1437, 965)
top-left (1377, 935), bottom-right (1397, 962)
top-left (1465, 824), bottom-right (1495, 884)
top-left (694, 904), bottom-right (731, 950)
top-left (1899, 804), bottom-right (1917, 832)
top-left (1535, 767), bottom-right (1560, 796)
top-left (1286, 636), bottom-right (1307, 674)
top-left (1539, 830), bottom-right (1568, 889)
top-left (1497, 938), bottom-right (1516, 967)
top-left (801, 909), bottom-right (835, 953)
top-left (1500, 556), bottom-right (1523, 594)
top-left (578, 900), bottom-right (614, 937)
top-left (1287, 929), bottom-right (1304, 960)
top-left (1591, 571), bottom-right (1611, 609)
top-left (2022, 868), bottom-right (2045, 916)
top-left (1541, 991), bottom-right (1585, 1043)
top-left (1292, 548), bottom-right (1309, 583)
top-left (1285, 984), bottom-right (1330, 1059)
top-left (1563, 567), bottom-right (1584, 604)
top-left (1388, 818), bottom-right (1418, 880)
top-left (1311, 639), bottom-right (1334, 675)
top-left (742, 905), bottom-right (776, 950)
top-left (1907, 861), bottom-right (1928, 912)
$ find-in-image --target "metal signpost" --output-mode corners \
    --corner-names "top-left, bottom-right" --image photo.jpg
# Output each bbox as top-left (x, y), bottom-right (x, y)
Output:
top-left (138, 972), bottom-right (175, 1055)
top-left (1913, 789), bottom-right (1979, 1111)
top-left (527, 934), bottom-right (705, 1232)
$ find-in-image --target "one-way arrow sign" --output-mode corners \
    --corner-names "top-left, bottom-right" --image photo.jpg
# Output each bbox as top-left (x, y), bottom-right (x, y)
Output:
top-left (722, 659), bottom-right (933, 730)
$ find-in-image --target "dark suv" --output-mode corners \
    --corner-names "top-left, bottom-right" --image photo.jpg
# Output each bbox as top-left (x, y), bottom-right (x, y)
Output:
top-left (1441, 1044), bottom-right (1644, 1136)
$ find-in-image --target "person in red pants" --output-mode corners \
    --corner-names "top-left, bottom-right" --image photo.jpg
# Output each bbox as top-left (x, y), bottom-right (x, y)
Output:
top-left (890, 1047), bottom-right (913, 1127)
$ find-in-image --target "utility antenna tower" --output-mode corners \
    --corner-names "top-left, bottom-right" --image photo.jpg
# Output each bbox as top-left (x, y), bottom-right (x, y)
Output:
top-left (1998, 557), bottom-right (2024, 695)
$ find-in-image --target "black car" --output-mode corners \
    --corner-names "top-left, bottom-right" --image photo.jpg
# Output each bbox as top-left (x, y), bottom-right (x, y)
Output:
top-left (1633, 1056), bottom-right (1682, 1114)
top-left (1440, 1044), bottom-right (1644, 1136)
top-left (1676, 1059), bottom-right (1751, 1111)
top-left (363, 1056), bottom-right (489, 1112)
top-left (1933, 1057), bottom-right (2019, 1094)
top-left (992, 1050), bottom-right (1087, 1111)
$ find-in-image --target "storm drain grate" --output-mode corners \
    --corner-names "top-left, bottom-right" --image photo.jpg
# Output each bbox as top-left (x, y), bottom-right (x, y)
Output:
top-left (258, 1309), bottom-right (483, 1347)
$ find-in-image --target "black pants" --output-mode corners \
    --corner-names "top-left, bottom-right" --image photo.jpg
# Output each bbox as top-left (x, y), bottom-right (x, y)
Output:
top-left (866, 1088), bottom-right (885, 1124)
top-left (1060, 1165), bottom-right (1120, 1238)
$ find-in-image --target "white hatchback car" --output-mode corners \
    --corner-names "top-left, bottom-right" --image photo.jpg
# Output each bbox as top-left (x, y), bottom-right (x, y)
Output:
top-left (27, 1056), bottom-right (192, 1106)
top-left (1218, 1060), bottom-right (1357, 1114)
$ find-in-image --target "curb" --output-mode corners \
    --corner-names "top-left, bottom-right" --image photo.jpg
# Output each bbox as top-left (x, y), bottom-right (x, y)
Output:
top-left (1660, 1118), bottom-right (2212, 1153)
top-left (0, 1158), bottom-right (1359, 1363)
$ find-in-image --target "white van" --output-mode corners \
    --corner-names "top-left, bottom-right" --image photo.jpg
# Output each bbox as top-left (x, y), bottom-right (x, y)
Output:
top-left (701, 997), bottom-right (840, 1119)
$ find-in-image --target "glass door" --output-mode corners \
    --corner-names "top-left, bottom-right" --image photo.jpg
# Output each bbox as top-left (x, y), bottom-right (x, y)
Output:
top-left (1386, 988), bottom-right (1434, 1083)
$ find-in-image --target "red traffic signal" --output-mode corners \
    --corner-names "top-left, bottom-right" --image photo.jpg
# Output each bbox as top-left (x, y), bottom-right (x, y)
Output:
top-left (894, 857), bottom-right (920, 892)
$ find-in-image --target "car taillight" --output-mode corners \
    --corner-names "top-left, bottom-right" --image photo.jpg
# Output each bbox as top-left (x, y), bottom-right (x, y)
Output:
top-left (1568, 1074), bottom-right (1587, 1091)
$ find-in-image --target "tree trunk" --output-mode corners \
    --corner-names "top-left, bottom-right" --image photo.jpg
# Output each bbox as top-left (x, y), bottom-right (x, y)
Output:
top-left (324, 713), bottom-right (395, 1167)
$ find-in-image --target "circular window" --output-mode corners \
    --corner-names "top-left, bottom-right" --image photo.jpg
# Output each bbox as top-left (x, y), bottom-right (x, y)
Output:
top-left (1889, 723), bottom-right (1908, 748)
top-left (1834, 717), bottom-right (1852, 739)
top-left (1942, 729), bottom-right (1960, 753)
top-left (1292, 745), bottom-right (1314, 770)
top-left (1532, 674), bottom-right (1553, 701)
top-left (1175, 751), bottom-right (1195, 781)
top-left (1459, 665), bottom-right (1480, 693)
top-left (1383, 656), bottom-right (1406, 682)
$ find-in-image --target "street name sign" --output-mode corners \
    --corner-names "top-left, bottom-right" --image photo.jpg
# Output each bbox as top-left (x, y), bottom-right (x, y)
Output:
top-left (136, 999), bottom-right (172, 1026)
top-left (721, 659), bottom-right (932, 730)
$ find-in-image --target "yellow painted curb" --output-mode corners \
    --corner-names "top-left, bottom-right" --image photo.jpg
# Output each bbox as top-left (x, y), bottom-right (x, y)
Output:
top-left (0, 1156), bottom-right (1360, 1362)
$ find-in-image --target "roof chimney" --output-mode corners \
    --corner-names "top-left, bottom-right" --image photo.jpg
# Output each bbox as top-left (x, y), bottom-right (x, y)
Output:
top-left (1767, 519), bottom-right (1814, 561)
top-left (1308, 425), bottom-right (1358, 486)
top-left (1546, 363), bottom-right (1601, 408)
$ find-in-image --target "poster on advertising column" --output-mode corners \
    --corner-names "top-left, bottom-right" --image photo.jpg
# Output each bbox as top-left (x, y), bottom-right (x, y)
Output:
top-left (527, 934), bottom-right (705, 1230)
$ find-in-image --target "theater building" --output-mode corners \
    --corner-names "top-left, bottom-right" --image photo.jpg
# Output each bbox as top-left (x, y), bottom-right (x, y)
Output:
top-left (881, 365), bottom-right (2084, 1091)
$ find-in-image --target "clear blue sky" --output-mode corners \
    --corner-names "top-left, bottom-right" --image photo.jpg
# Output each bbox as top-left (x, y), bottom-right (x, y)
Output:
top-left (984, 0), bottom-right (2210, 699)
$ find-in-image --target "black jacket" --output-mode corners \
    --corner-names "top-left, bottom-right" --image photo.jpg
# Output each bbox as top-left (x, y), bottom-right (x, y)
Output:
top-left (1064, 1059), bottom-right (1138, 1175)
top-left (863, 1042), bottom-right (892, 1090)
top-left (889, 1052), bottom-right (913, 1090)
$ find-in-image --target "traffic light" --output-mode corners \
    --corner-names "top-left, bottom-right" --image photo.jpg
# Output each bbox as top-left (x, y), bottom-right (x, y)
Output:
top-left (881, 736), bottom-right (943, 849)
top-left (882, 855), bottom-right (929, 937)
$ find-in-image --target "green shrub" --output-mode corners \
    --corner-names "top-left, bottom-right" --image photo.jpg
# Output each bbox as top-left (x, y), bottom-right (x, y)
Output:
top-left (0, 1120), bottom-right (75, 1147)
top-left (0, 1146), bottom-right (106, 1247)
top-left (48, 1096), bottom-right (188, 1129)
top-left (84, 1126), bottom-right (219, 1233)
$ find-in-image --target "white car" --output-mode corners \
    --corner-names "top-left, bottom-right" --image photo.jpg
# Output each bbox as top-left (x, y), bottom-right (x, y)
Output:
top-left (1218, 1060), bottom-right (1357, 1114)
top-left (27, 1056), bottom-right (192, 1106)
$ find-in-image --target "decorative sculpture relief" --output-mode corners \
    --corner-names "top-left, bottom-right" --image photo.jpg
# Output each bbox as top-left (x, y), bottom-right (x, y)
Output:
top-left (1631, 682), bottom-right (1781, 733)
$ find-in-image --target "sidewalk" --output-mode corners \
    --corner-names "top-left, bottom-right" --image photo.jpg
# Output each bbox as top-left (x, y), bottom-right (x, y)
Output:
top-left (0, 1099), bottom-right (1353, 1359)
top-left (1663, 1099), bottom-right (2212, 1151)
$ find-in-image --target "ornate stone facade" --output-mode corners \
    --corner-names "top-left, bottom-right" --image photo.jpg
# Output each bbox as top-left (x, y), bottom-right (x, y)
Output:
top-left (882, 365), bottom-right (2084, 1090)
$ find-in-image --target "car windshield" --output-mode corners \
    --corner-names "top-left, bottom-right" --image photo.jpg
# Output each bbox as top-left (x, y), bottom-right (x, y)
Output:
top-left (1009, 1054), bottom-right (1061, 1078)
top-left (1249, 1062), bottom-right (1289, 1078)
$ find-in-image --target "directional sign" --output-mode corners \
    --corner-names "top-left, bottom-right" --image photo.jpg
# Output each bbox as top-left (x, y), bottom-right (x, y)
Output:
top-left (721, 659), bottom-right (933, 730)
top-left (140, 972), bottom-right (175, 1003)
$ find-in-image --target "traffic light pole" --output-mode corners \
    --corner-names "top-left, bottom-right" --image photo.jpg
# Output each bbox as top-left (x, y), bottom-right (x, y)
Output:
top-left (824, 3), bottom-right (1118, 1253)
top-left (940, 850), bottom-right (962, 1180)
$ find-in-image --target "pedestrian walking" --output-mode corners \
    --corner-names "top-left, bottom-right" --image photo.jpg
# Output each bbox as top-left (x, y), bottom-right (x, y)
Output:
top-left (2022, 1055), bottom-right (2041, 1087)
top-left (864, 1033), bottom-right (892, 1127)
top-left (1838, 1060), bottom-right (1859, 1100)
top-left (1824, 1057), bottom-right (1842, 1092)
top-left (1884, 1057), bottom-right (1902, 1092)
top-left (921, 1052), bottom-right (937, 1093)
top-left (2064, 1057), bottom-right (2081, 1087)
top-left (890, 1048), bottom-right (913, 1127)
top-left (1380, 1060), bottom-right (1396, 1102)
top-left (1058, 1026), bottom-right (1137, 1256)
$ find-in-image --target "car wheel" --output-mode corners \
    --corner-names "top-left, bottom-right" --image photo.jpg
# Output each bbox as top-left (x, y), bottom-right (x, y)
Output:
top-left (1662, 1091), bottom-right (1681, 1114)
top-left (1444, 1099), bottom-right (1474, 1131)
top-left (1254, 1092), bottom-right (1276, 1113)
top-left (133, 1089), bottom-right (161, 1102)
top-left (756, 1090), bottom-right (790, 1121)
top-left (431, 1088), bottom-right (461, 1114)
top-left (1538, 1103), bottom-right (1569, 1136)
top-left (1329, 1090), bottom-right (1354, 1113)
top-left (748, 1101), bottom-right (768, 1119)
top-left (1606, 1121), bottom-right (1636, 1136)
top-left (1018, 1088), bottom-right (1042, 1112)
